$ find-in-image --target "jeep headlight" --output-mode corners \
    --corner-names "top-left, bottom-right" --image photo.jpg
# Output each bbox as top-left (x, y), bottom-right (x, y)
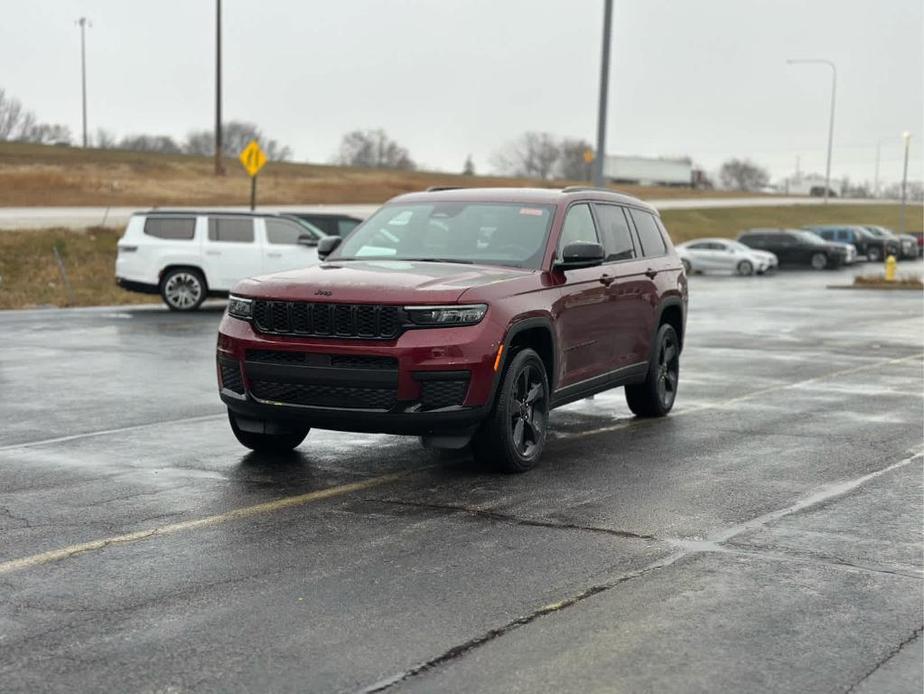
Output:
top-left (227, 295), bottom-right (253, 320)
top-left (405, 304), bottom-right (487, 326)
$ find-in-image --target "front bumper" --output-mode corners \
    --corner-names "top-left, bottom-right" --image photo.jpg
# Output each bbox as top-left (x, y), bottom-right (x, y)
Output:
top-left (216, 312), bottom-right (503, 436)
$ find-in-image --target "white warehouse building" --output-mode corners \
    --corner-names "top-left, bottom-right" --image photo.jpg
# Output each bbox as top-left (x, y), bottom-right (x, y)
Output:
top-left (603, 155), bottom-right (693, 187)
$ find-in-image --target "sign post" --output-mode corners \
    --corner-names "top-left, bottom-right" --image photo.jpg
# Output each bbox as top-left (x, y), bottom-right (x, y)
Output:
top-left (239, 140), bottom-right (267, 210)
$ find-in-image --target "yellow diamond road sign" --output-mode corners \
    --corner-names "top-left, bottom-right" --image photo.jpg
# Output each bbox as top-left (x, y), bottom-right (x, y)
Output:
top-left (239, 140), bottom-right (267, 177)
top-left (583, 148), bottom-right (595, 164)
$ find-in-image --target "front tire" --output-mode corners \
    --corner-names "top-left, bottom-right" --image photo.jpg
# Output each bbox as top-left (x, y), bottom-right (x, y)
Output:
top-left (736, 260), bottom-right (754, 276)
top-left (867, 246), bottom-right (882, 262)
top-left (228, 413), bottom-right (309, 453)
top-left (471, 348), bottom-right (549, 473)
top-left (160, 268), bottom-right (206, 311)
top-left (625, 323), bottom-right (680, 418)
top-left (810, 252), bottom-right (828, 270)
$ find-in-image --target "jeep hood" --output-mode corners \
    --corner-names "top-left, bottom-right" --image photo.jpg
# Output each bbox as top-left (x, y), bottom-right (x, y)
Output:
top-left (233, 260), bottom-right (533, 304)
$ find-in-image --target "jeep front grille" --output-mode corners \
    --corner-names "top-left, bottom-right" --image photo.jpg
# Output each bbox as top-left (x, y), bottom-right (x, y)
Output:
top-left (252, 301), bottom-right (401, 339)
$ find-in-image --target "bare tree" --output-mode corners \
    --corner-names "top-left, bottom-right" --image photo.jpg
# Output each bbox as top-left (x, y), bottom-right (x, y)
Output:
top-left (22, 123), bottom-right (72, 145)
top-left (463, 154), bottom-right (475, 176)
top-left (492, 132), bottom-right (560, 179)
top-left (719, 158), bottom-right (770, 191)
top-left (0, 88), bottom-right (27, 139)
top-left (336, 129), bottom-right (415, 169)
top-left (93, 127), bottom-right (117, 148)
top-left (117, 134), bottom-right (182, 154)
top-left (0, 87), bottom-right (72, 144)
top-left (557, 138), bottom-right (593, 180)
top-left (183, 121), bottom-right (292, 161)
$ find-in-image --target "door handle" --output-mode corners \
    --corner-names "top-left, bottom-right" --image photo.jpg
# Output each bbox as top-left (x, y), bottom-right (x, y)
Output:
top-left (645, 268), bottom-right (658, 279)
top-left (599, 273), bottom-right (616, 286)
top-left (267, 252), bottom-right (282, 258)
top-left (205, 250), bottom-right (221, 256)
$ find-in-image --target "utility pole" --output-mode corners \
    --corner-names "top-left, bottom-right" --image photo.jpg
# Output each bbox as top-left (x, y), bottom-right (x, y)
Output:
top-left (592, 0), bottom-right (613, 188)
top-left (76, 17), bottom-right (90, 148)
top-left (873, 139), bottom-right (884, 198)
top-left (899, 132), bottom-right (911, 235)
top-left (787, 58), bottom-right (836, 204)
top-left (214, 0), bottom-right (224, 175)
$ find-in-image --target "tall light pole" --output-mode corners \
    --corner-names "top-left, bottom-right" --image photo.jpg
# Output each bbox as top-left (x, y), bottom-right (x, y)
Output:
top-left (873, 137), bottom-right (895, 198)
top-left (787, 58), bottom-right (836, 204)
top-left (899, 131), bottom-right (911, 235)
top-left (592, 0), bottom-right (613, 188)
top-left (214, 0), bottom-right (224, 175)
top-left (76, 17), bottom-right (91, 148)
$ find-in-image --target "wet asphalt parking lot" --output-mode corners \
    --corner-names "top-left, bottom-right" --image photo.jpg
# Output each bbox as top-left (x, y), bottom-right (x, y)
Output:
top-left (1, 262), bottom-right (922, 693)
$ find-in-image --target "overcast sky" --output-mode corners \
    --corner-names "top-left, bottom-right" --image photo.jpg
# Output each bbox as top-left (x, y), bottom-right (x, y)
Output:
top-left (2, 0), bottom-right (921, 185)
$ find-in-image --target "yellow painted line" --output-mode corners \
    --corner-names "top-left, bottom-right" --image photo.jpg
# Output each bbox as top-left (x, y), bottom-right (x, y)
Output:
top-left (0, 469), bottom-right (426, 576)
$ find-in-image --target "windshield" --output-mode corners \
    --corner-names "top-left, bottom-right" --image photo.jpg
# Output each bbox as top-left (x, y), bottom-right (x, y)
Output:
top-left (332, 202), bottom-right (555, 269)
top-left (729, 241), bottom-right (753, 253)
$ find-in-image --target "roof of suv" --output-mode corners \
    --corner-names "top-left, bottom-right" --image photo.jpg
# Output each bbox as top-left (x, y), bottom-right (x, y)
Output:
top-left (388, 186), bottom-right (658, 214)
top-left (139, 210), bottom-right (296, 218)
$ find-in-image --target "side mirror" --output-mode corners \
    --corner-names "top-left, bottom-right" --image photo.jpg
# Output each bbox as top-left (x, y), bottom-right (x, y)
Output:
top-left (555, 242), bottom-right (605, 270)
top-left (297, 234), bottom-right (318, 247)
top-left (317, 235), bottom-right (342, 260)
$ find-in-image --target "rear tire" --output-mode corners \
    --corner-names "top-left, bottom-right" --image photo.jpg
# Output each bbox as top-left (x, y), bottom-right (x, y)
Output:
top-left (471, 348), bottom-right (549, 473)
top-left (625, 324), bottom-right (680, 418)
top-left (228, 413), bottom-right (309, 453)
top-left (810, 252), bottom-right (828, 270)
top-left (736, 260), bottom-right (754, 276)
top-left (867, 246), bottom-right (882, 262)
top-left (160, 268), bottom-right (207, 311)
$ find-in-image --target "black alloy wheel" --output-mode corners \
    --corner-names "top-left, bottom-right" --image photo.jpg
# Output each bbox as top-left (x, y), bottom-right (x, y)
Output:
top-left (625, 323), bottom-right (680, 417)
top-left (471, 348), bottom-right (549, 473)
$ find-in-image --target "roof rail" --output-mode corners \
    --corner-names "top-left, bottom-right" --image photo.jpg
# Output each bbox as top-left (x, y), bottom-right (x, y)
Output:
top-left (425, 186), bottom-right (463, 192)
top-left (561, 186), bottom-right (614, 194)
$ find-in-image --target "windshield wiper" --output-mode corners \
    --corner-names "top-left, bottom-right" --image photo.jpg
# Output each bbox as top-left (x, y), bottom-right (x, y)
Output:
top-left (407, 258), bottom-right (475, 264)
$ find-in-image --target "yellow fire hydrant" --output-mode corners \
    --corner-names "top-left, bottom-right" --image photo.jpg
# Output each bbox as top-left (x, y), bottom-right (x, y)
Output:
top-left (885, 254), bottom-right (897, 282)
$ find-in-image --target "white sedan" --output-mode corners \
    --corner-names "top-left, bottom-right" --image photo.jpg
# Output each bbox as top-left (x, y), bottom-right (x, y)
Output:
top-left (677, 238), bottom-right (778, 276)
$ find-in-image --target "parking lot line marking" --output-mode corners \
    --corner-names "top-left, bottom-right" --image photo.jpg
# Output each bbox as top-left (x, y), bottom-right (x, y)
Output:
top-left (0, 468), bottom-right (428, 576)
top-left (556, 352), bottom-right (923, 440)
top-left (0, 413), bottom-right (226, 454)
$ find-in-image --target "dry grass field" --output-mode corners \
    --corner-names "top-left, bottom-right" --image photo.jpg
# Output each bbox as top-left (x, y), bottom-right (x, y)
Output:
top-left (2, 203), bottom-right (919, 310)
top-left (0, 141), bottom-right (757, 207)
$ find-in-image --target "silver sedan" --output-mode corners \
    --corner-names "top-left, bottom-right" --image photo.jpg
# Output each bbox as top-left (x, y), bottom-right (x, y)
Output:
top-left (677, 238), bottom-right (778, 276)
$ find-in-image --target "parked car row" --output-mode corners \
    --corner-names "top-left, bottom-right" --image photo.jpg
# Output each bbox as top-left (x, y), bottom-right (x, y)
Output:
top-left (678, 224), bottom-right (919, 275)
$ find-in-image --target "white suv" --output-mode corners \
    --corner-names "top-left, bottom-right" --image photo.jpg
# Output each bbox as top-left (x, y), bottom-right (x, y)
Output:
top-left (115, 211), bottom-right (327, 311)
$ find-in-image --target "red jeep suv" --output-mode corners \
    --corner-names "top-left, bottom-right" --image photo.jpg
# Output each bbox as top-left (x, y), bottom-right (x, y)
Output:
top-left (217, 187), bottom-right (687, 472)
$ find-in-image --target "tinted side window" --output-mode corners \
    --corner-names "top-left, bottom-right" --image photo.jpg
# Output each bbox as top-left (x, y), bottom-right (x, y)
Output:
top-left (144, 217), bottom-right (196, 240)
top-left (337, 219), bottom-right (360, 237)
top-left (558, 204), bottom-right (598, 256)
top-left (629, 209), bottom-right (666, 257)
top-left (208, 218), bottom-right (254, 243)
top-left (593, 204), bottom-right (636, 261)
top-left (266, 219), bottom-right (309, 245)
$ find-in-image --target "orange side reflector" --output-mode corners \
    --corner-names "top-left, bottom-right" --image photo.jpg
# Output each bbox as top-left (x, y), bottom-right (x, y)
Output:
top-left (493, 344), bottom-right (504, 372)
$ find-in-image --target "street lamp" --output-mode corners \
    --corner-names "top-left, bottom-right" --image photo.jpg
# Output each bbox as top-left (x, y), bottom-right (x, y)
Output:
top-left (214, 0), bottom-right (224, 175)
top-left (76, 17), bottom-right (91, 148)
top-left (592, 0), bottom-right (613, 188)
top-left (873, 137), bottom-right (890, 198)
top-left (900, 131), bottom-right (911, 235)
top-left (787, 58), bottom-right (836, 204)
